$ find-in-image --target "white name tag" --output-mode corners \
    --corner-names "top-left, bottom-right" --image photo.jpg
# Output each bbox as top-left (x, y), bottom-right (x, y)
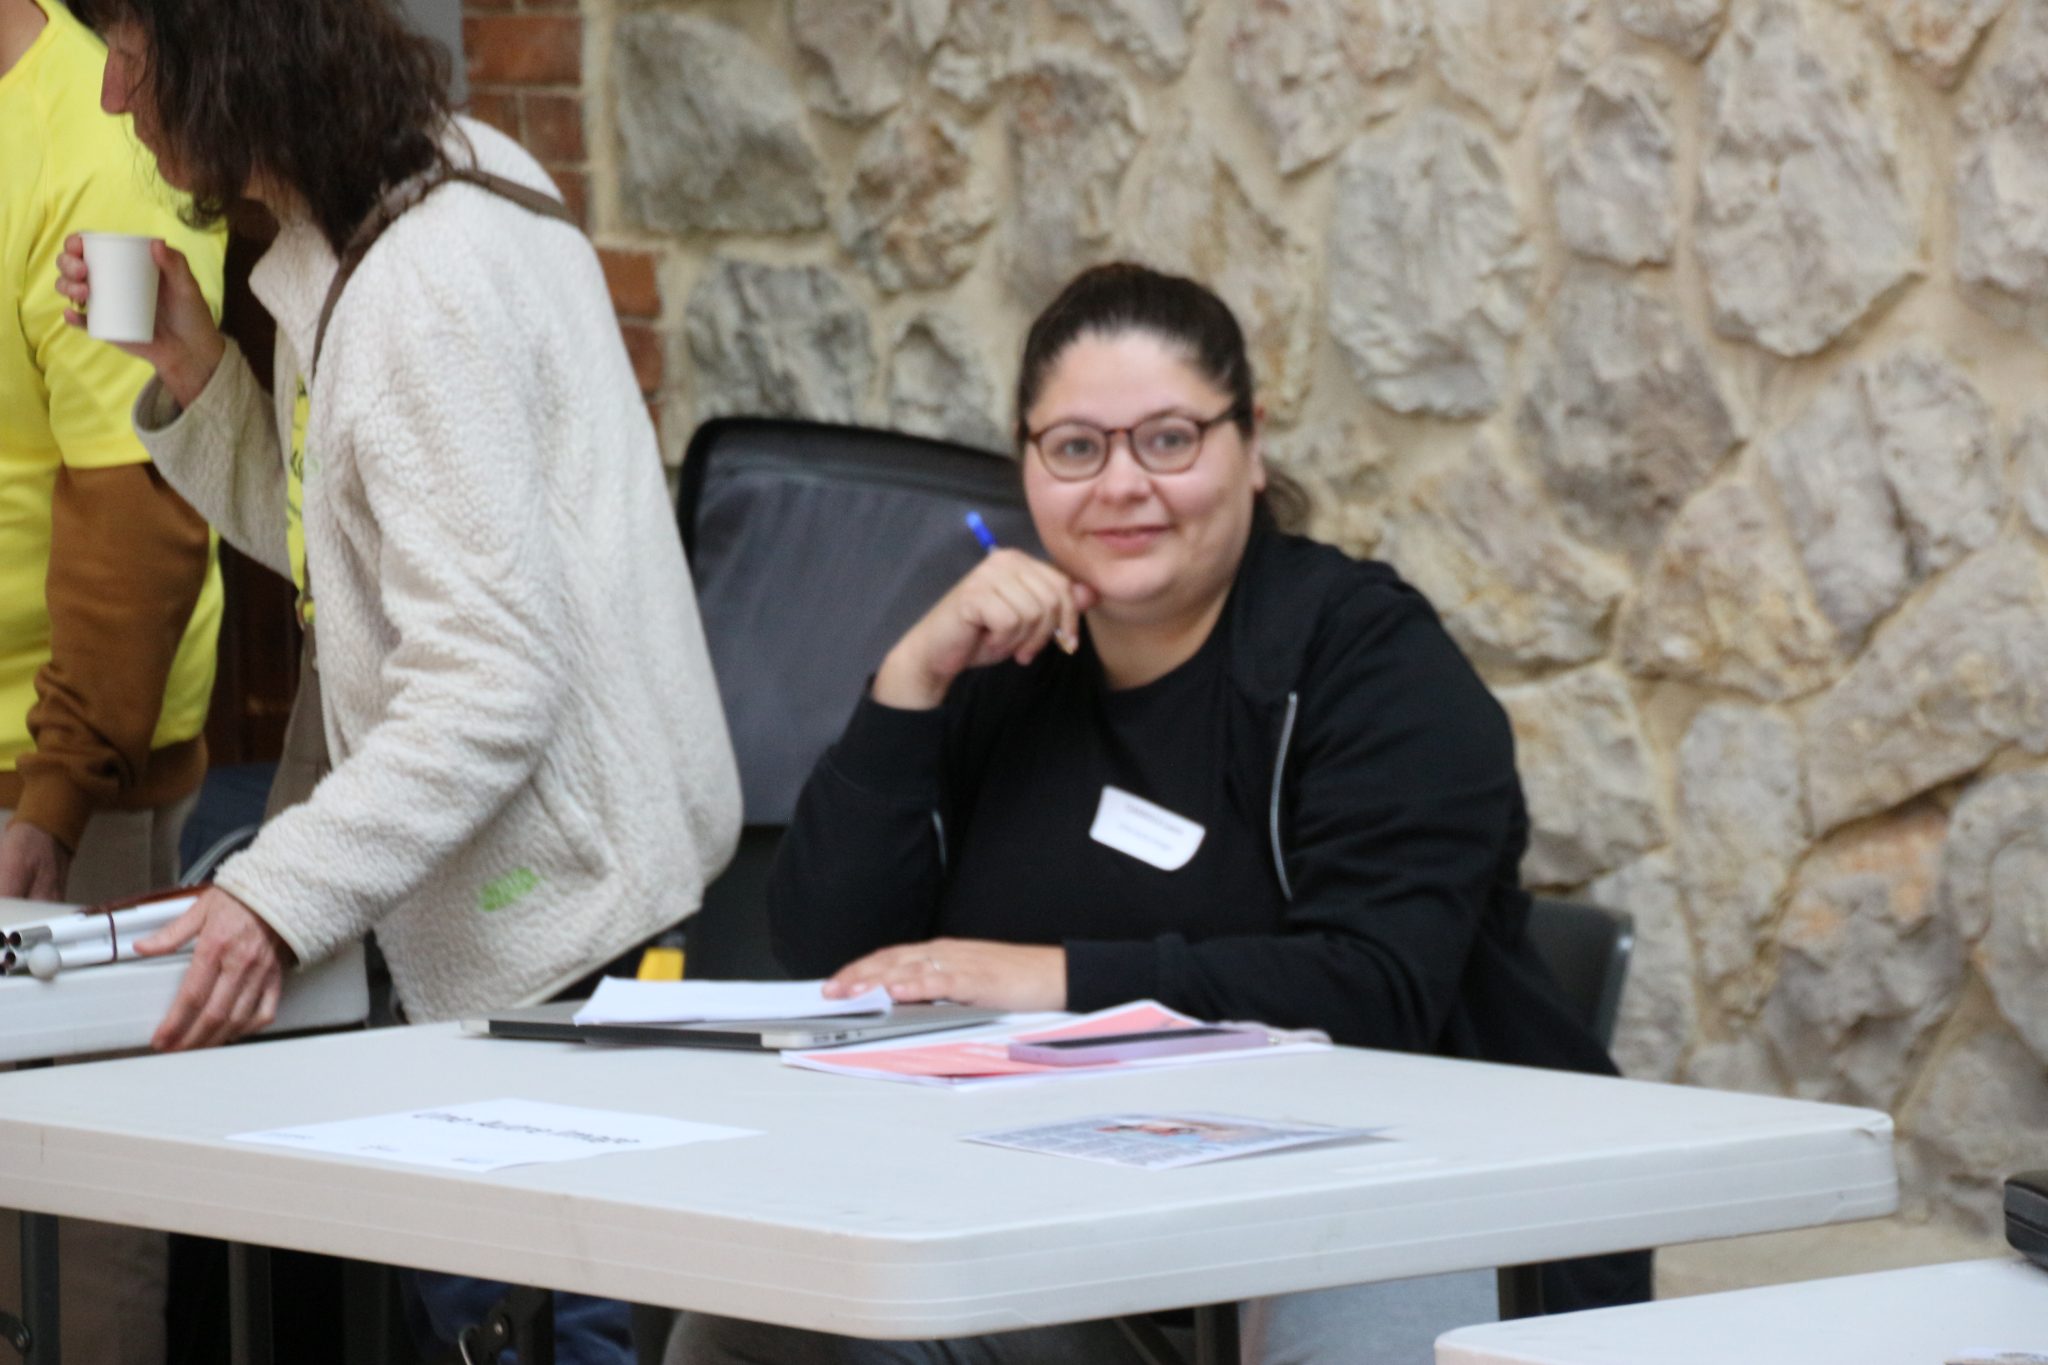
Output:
top-left (1089, 786), bottom-right (1206, 872)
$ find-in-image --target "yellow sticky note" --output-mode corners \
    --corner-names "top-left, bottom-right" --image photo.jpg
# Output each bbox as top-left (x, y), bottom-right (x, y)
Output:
top-left (637, 946), bottom-right (685, 981)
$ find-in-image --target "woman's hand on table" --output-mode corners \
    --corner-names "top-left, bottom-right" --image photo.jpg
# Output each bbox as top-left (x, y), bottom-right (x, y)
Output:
top-left (56, 235), bottom-right (226, 409)
top-left (871, 551), bottom-right (1098, 710)
top-left (136, 884), bottom-right (298, 1052)
top-left (823, 938), bottom-right (1068, 1012)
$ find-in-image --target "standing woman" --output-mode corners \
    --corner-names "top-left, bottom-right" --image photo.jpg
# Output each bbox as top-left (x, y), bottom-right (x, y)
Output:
top-left (678, 263), bottom-right (1647, 1364)
top-left (54, 1), bottom-right (741, 1359)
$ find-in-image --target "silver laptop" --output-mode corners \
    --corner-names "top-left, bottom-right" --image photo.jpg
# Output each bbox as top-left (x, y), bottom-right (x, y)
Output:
top-left (471, 999), bottom-right (1003, 1050)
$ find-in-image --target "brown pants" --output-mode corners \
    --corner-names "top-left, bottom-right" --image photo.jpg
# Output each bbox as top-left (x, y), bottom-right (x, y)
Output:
top-left (0, 794), bottom-right (194, 1365)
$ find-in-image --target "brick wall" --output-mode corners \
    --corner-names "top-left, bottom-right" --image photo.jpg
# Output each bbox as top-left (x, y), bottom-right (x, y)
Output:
top-left (460, 1), bottom-right (665, 428)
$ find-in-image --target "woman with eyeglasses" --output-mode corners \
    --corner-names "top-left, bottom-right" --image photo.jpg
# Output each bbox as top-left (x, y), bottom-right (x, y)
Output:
top-left (675, 264), bottom-right (1647, 1363)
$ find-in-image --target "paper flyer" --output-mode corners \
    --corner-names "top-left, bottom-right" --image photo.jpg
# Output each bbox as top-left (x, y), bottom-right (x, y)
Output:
top-left (965, 1113), bottom-right (1384, 1170)
top-left (230, 1098), bottom-right (758, 1172)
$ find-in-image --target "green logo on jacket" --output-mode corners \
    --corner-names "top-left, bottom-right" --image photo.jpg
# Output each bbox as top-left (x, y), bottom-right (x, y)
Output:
top-left (478, 867), bottom-right (541, 913)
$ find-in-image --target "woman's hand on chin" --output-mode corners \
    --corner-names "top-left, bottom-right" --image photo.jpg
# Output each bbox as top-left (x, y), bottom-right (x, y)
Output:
top-left (823, 938), bottom-right (1068, 1012)
top-left (871, 550), bottom-right (1098, 710)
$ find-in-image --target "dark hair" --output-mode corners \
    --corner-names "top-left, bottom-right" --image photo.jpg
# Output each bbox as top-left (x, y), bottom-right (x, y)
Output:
top-left (98, 0), bottom-right (455, 253)
top-left (1015, 262), bottom-right (1311, 532)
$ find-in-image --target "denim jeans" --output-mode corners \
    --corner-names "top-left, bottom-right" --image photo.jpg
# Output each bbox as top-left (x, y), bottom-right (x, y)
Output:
top-left (398, 941), bottom-right (650, 1363)
top-left (406, 1268), bottom-right (637, 1365)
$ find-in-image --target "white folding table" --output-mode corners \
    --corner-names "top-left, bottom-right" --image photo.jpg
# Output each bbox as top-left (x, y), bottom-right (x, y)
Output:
top-left (0, 1021), bottom-right (1896, 1356)
top-left (1435, 1256), bottom-right (2048, 1365)
top-left (0, 899), bottom-right (369, 1364)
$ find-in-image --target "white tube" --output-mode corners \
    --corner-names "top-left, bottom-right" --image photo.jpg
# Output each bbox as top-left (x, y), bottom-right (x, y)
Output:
top-left (11, 936), bottom-right (192, 979)
top-left (9, 896), bottom-right (197, 950)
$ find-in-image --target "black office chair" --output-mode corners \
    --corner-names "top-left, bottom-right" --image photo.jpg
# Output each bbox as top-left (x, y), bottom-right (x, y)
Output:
top-left (1498, 897), bottom-right (1639, 1321)
top-left (674, 417), bottom-right (1036, 979)
top-left (1524, 897), bottom-right (1634, 1050)
top-left (633, 418), bottom-right (1037, 1364)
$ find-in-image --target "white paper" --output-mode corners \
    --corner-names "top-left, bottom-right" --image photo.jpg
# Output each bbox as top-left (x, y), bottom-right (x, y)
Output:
top-left (1090, 786), bottom-right (1205, 871)
top-left (571, 977), bottom-right (892, 1026)
top-left (966, 1112), bottom-right (1384, 1170)
top-left (229, 1098), bottom-right (757, 1172)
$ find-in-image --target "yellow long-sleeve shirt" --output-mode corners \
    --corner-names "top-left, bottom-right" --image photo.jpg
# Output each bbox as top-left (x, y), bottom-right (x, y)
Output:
top-left (0, 0), bottom-right (226, 848)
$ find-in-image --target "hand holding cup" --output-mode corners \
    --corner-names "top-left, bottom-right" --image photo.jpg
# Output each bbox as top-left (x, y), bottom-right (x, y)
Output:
top-left (56, 234), bottom-right (226, 409)
top-left (76, 233), bottom-right (158, 342)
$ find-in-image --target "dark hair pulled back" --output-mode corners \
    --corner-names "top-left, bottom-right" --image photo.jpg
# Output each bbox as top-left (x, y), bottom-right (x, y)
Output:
top-left (1016, 263), bottom-right (1254, 442)
top-left (1015, 262), bottom-right (1310, 532)
top-left (97, 0), bottom-right (455, 254)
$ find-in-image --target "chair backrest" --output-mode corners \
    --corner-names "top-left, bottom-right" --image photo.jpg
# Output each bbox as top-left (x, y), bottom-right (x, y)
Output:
top-left (676, 825), bottom-right (788, 981)
top-left (182, 822), bottom-right (262, 887)
top-left (676, 418), bottom-right (1037, 978)
top-left (1524, 897), bottom-right (1634, 1050)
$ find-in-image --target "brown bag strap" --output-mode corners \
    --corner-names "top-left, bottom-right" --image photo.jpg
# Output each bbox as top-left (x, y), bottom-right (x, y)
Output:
top-left (264, 626), bottom-right (330, 820)
top-left (308, 167), bottom-right (579, 382)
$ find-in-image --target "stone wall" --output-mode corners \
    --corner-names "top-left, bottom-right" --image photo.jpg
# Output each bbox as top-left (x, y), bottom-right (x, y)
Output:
top-left (509, 0), bottom-right (2048, 1238)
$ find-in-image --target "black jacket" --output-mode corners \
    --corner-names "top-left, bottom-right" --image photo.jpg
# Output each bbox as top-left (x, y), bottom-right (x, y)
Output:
top-left (771, 527), bottom-right (1651, 1310)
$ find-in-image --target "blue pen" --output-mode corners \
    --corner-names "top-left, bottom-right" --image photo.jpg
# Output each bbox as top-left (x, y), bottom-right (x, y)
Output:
top-left (965, 510), bottom-right (999, 554)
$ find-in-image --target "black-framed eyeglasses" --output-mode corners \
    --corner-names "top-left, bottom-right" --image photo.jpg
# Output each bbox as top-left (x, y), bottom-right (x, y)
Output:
top-left (1024, 404), bottom-right (1247, 482)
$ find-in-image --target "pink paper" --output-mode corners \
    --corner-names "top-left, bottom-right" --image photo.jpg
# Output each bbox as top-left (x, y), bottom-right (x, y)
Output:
top-left (812, 1003), bottom-right (1188, 1079)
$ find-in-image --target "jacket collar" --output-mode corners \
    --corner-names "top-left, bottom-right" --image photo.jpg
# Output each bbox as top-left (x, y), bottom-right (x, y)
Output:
top-left (248, 213), bottom-right (338, 380)
top-left (1221, 525), bottom-right (1431, 712)
top-left (249, 119), bottom-right (490, 381)
top-left (1222, 525), bottom-right (1323, 708)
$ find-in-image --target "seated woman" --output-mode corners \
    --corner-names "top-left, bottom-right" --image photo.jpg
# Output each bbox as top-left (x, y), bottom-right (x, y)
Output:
top-left (672, 263), bottom-right (1648, 1365)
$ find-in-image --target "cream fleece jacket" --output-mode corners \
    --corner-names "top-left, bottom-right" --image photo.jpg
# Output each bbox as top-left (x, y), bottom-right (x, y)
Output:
top-left (137, 121), bottom-right (741, 1020)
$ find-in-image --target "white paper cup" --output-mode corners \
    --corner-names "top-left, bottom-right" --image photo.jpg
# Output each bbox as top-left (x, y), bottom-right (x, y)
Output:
top-left (80, 233), bottom-right (160, 344)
